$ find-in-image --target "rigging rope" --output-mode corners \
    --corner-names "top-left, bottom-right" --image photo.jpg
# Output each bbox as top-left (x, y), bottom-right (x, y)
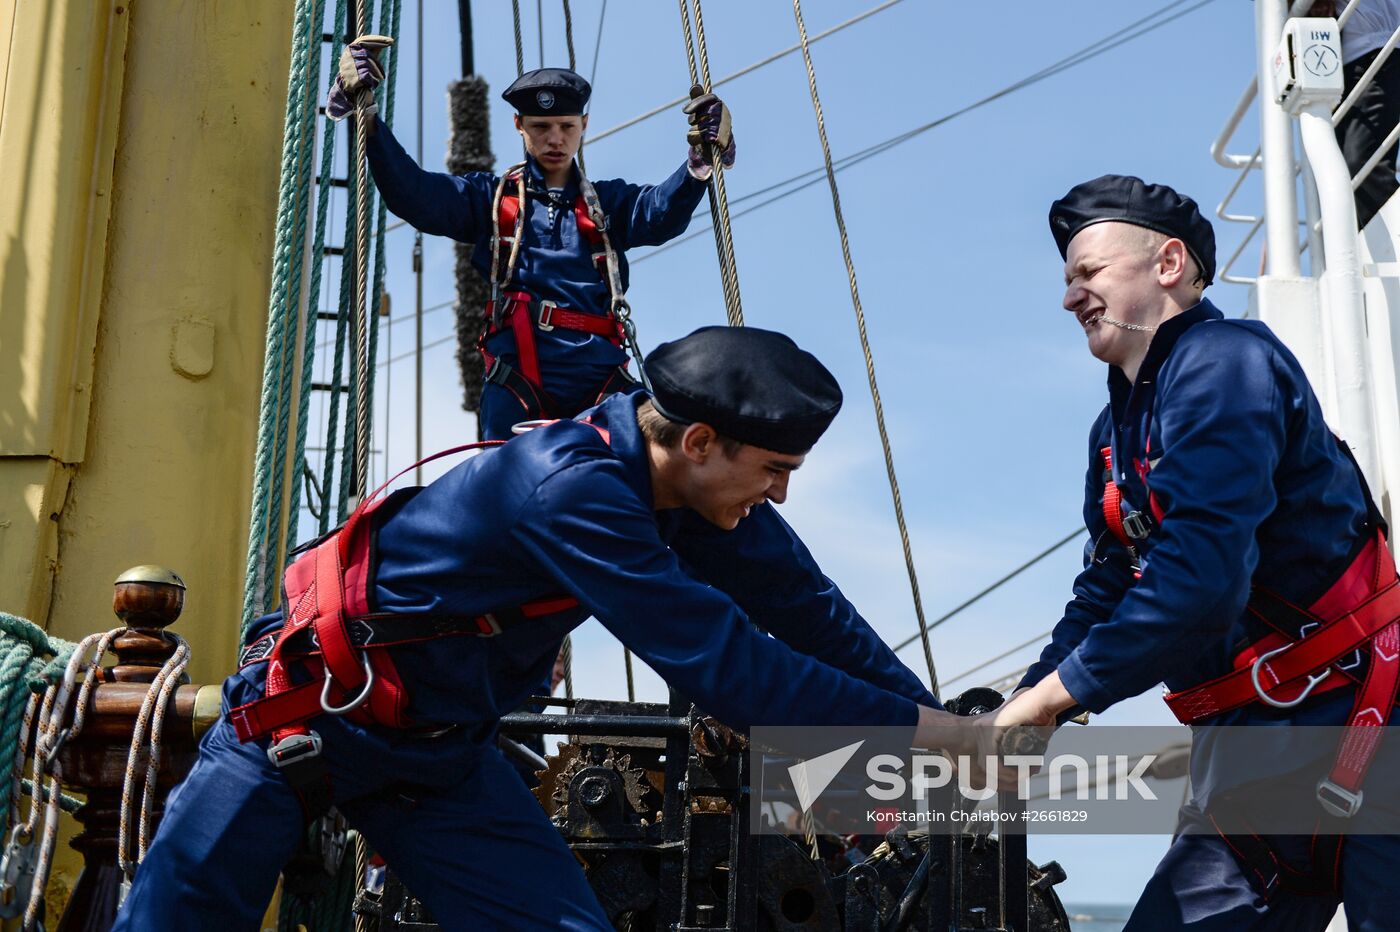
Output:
top-left (892, 529), bottom-right (1082, 653)
top-left (242, 0), bottom-right (328, 631)
top-left (676, 0), bottom-right (744, 327)
top-left (293, 0), bottom-right (347, 544)
top-left (351, 0), bottom-right (375, 503)
top-left (635, 0), bottom-right (1220, 269)
top-left (562, 0), bottom-right (576, 70)
top-left (513, 0), bottom-right (525, 77)
top-left (589, 0), bottom-right (607, 88)
top-left (590, 0), bottom-right (904, 146)
top-left (940, 629), bottom-right (1054, 691)
top-left (789, 0), bottom-right (937, 696)
top-left (1, 624), bottom-right (181, 931)
top-left (564, 0), bottom-right (587, 176)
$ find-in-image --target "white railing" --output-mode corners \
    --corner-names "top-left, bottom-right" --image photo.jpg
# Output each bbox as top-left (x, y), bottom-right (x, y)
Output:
top-left (1207, 0), bottom-right (1400, 284)
top-left (1209, 0), bottom-right (1397, 512)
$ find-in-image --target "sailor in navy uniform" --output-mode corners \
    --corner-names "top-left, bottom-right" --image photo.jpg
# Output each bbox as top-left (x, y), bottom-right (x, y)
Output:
top-left (995, 175), bottom-right (1400, 930)
top-left (329, 39), bottom-right (733, 439)
top-left (114, 326), bottom-right (967, 931)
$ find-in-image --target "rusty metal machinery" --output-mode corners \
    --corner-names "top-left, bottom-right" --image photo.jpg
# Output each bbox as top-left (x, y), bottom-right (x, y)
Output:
top-left (354, 692), bottom-right (1070, 931)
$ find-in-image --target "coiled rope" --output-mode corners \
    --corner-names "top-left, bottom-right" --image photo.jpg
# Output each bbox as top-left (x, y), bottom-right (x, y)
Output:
top-left (0, 615), bottom-right (186, 931)
top-left (789, 0), bottom-right (938, 696)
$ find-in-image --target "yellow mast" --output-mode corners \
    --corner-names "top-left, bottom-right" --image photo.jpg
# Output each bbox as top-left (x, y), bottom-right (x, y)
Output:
top-left (0, 1), bottom-right (291, 687)
top-left (0, 1), bottom-right (295, 916)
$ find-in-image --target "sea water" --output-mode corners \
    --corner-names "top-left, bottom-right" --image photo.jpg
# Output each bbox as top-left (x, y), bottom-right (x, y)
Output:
top-left (1063, 902), bottom-right (1131, 931)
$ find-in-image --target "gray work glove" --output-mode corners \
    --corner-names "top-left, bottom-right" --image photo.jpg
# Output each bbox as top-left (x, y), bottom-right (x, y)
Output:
top-left (327, 34), bottom-right (394, 122)
top-left (684, 88), bottom-right (736, 177)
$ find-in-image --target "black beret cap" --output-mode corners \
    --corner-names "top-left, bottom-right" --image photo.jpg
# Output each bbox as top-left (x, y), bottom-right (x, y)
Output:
top-left (1049, 174), bottom-right (1216, 287)
top-left (502, 68), bottom-right (591, 116)
top-left (644, 326), bottom-right (843, 455)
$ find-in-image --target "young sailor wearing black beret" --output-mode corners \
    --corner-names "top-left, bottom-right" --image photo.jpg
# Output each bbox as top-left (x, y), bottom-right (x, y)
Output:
top-left (327, 39), bottom-right (734, 440)
top-left (996, 173), bottom-right (1400, 930)
top-left (116, 325), bottom-right (981, 931)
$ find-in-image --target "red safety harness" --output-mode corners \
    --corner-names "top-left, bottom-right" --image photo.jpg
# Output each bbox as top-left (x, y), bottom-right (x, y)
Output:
top-left (1097, 440), bottom-right (1400, 895)
top-left (479, 167), bottom-right (635, 419)
top-left (230, 421), bottom-right (610, 817)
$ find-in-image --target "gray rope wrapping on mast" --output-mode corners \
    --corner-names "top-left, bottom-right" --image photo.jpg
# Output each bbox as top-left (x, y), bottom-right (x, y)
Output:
top-left (790, 0), bottom-right (939, 697)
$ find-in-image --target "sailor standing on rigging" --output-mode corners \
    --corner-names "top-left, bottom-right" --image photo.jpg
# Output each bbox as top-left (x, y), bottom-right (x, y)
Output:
top-left (991, 175), bottom-right (1400, 930)
top-left (329, 37), bottom-right (733, 439)
top-left (114, 326), bottom-right (975, 931)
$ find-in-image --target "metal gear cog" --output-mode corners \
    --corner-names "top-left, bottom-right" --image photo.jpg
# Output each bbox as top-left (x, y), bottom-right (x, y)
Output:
top-left (533, 744), bottom-right (652, 816)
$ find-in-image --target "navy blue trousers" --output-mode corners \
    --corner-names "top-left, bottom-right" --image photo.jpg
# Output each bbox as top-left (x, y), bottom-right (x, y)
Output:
top-left (1127, 820), bottom-right (1400, 931)
top-left (478, 360), bottom-right (639, 441)
top-left (113, 674), bottom-right (610, 931)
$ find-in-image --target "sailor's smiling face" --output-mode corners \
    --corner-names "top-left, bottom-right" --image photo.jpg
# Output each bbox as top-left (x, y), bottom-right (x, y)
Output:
top-left (680, 430), bottom-right (804, 530)
top-left (514, 114), bottom-right (587, 171)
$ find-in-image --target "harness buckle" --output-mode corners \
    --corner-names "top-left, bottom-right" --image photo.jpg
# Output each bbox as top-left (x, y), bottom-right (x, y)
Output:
top-left (537, 300), bottom-right (558, 331)
top-left (1122, 510), bottom-right (1152, 541)
top-left (319, 653), bottom-right (375, 716)
top-left (1250, 642), bottom-right (1331, 709)
top-left (1316, 777), bottom-right (1364, 818)
top-left (267, 731), bottom-right (324, 770)
top-left (267, 731), bottom-right (333, 821)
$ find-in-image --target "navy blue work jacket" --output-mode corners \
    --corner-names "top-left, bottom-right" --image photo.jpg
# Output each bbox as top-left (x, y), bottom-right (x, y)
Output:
top-left (1020, 299), bottom-right (1371, 726)
top-left (367, 119), bottom-right (707, 382)
top-left (250, 392), bottom-right (937, 736)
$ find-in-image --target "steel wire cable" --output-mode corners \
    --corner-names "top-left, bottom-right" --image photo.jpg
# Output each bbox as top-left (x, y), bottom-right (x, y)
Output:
top-left (939, 629), bottom-right (1055, 691)
top-left (589, 0), bottom-right (905, 146)
top-left (351, 0), bottom-right (374, 502)
top-left (589, 0), bottom-right (607, 89)
top-left (677, 0), bottom-right (743, 326)
top-left (892, 529), bottom-right (1082, 653)
top-left (977, 664), bottom-right (1032, 693)
top-left (563, 0), bottom-right (576, 69)
top-left (513, 0), bottom-right (525, 76)
top-left (790, 0), bottom-right (936, 695)
top-left (634, 0), bottom-right (1218, 266)
top-left (686, 0), bottom-right (743, 323)
top-left (564, 0), bottom-right (587, 176)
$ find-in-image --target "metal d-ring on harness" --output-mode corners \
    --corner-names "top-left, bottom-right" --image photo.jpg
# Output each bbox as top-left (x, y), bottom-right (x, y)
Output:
top-left (1250, 636), bottom-right (1332, 709)
top-left (321, 653), bottom-right (376, 715)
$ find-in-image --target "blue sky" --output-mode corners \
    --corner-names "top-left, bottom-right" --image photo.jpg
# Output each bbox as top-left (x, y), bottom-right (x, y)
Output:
top-left (308, 0), bottom-right (1276, 907)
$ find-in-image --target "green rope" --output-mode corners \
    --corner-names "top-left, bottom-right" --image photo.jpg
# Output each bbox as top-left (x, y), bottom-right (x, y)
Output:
top-left (263, 0), bottom-right (329, 609)
top-left (18, 779), bottom-right (82, 815)
top-left (0, 614), bottom-right (76, 838)
top-left (242, 0), bottom-right (325, 636)
top-left (277, 828), bottom-right (362, 932)
top-left (288, 0), bottom-right (350, 540)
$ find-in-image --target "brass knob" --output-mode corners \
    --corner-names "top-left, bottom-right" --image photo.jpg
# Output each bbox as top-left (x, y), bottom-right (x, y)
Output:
top-left (114, 566), bottom-right (186, 588)
top-left (113, 565), bottom-right (185, 629)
